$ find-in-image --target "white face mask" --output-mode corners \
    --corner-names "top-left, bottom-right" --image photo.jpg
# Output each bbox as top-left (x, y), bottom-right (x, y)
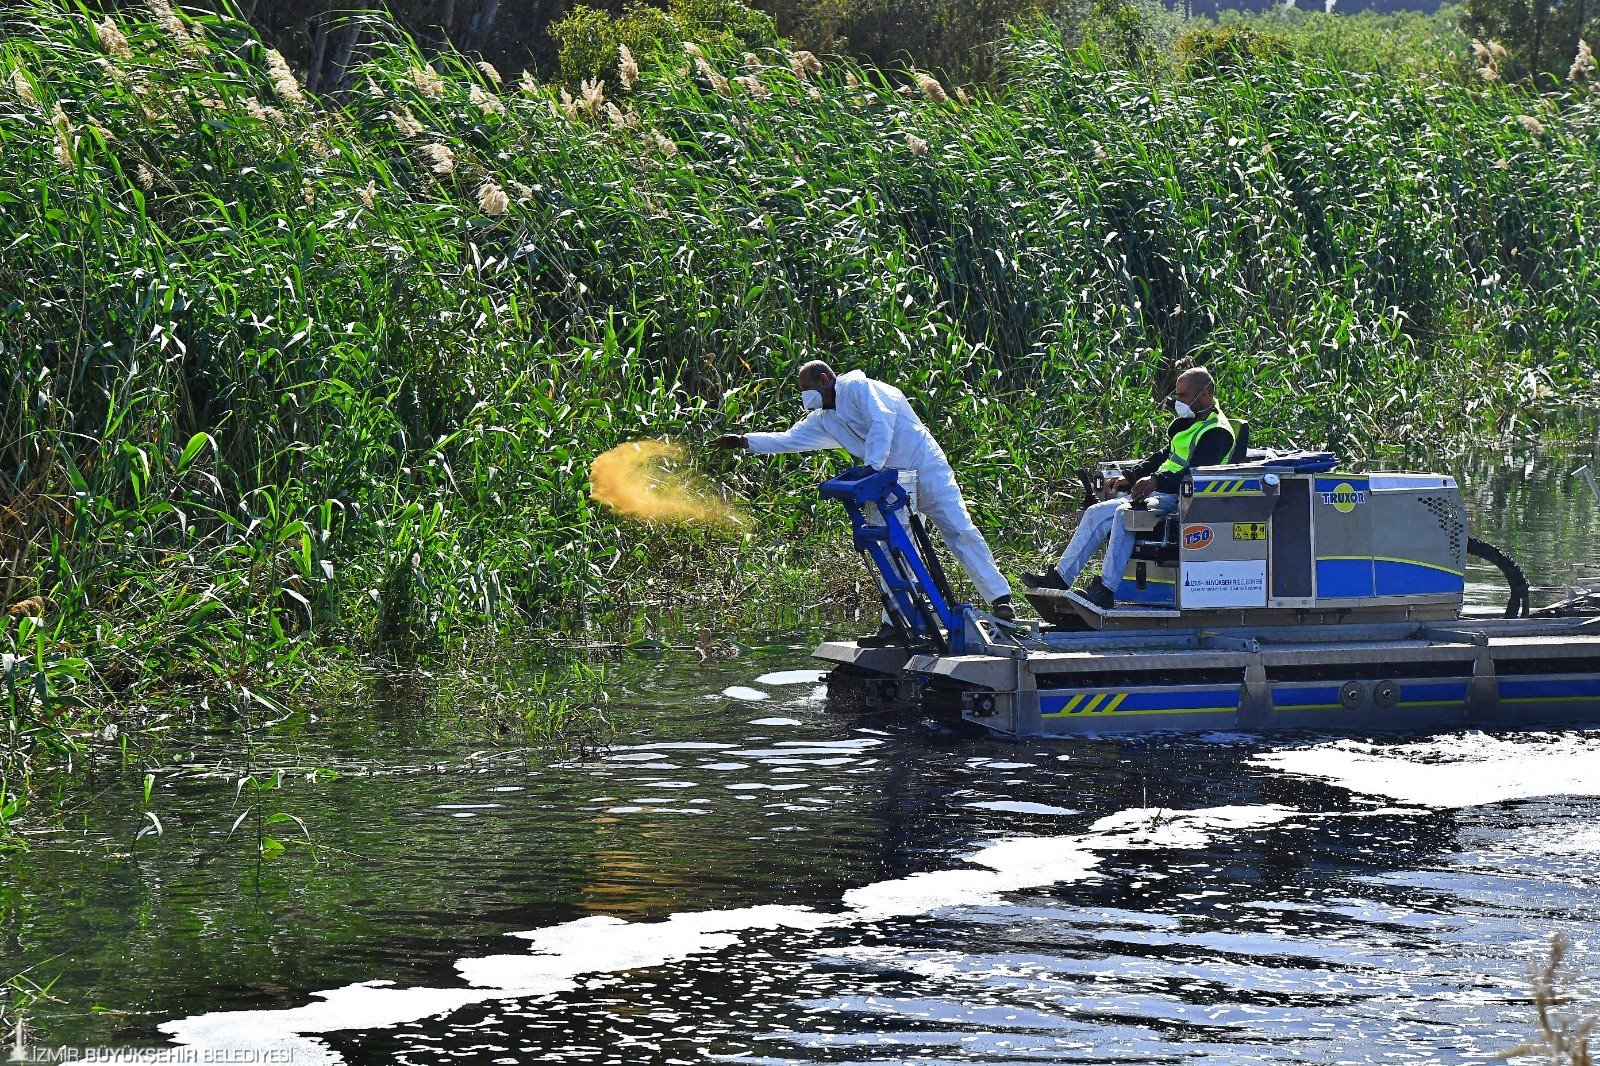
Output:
top-left (1174, 398), bottom-right (1195, 419)
top-left (801, 389), bottom-right (824, 411)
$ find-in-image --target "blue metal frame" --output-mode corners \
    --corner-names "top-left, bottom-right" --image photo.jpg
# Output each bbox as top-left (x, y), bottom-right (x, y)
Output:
top-left (819, 466), bottom-right (966, 652)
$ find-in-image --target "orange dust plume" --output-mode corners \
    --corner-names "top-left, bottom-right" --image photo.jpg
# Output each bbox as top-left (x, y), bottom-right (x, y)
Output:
top-left (589, 439), bottom-right (747, 529)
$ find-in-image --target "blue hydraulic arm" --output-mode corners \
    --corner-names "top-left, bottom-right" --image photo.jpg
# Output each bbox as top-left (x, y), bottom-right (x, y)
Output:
top-left (818, 466), bottom-right (965, 653)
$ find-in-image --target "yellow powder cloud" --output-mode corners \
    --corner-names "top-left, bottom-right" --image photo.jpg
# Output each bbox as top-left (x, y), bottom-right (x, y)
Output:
top-left (589, 439), bottom-right (746, 529)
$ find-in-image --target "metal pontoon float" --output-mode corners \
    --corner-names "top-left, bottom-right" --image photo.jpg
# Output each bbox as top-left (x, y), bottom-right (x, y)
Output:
top-left (813, 455), bottom-right (1600, 737)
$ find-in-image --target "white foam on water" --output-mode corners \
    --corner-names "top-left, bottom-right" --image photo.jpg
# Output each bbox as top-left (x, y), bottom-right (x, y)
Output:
top-left (965, 801), bottom-right (1080, 816)
top-left (157, 802), bottom-right (1300, 1062)
top-left (1253, 732), bottom-right (1600, 808)
top-left (748, 717), bottom-right (803, 726)
top-left (721, 686), bottom-right (770, 702)
top-left (754, 669), bottom-right (828, 686)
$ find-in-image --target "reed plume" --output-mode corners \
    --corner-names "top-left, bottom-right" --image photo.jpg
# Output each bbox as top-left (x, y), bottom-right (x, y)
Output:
top-left (618, 44), bottom-right (640, 90)
top-left (789, 50), bottom-right (822, 79)
top-left (10, 67), bottom-right (37, 106)
top-left (411, 64), bottom-right (445, 98)
top-left (265, 48), bottom-right (304, 104)
top-left (477, 180), bottom-right (509, 215)
top-left (94, 17), bottom-right (132, 60)
top-left (905, 132), bottom-right (929, 156)
top-left (421, 141), bottom-right (454, 174)
top-left (476, 60), bottom-right (503, 86)
top-left (1572, 40), bottom-right (1595, 82)
top-left (389, 105), bottom-right (423, 137)
top-left (915, 72), bottom-right (948, 103)
top-left (469, 84), bottom-right (504, 114)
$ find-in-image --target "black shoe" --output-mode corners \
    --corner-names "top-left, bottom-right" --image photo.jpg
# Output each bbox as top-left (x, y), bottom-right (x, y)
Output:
top-left (1080, 579), bottom-right (1116, 609)
top-left (1023, 570), bottom-right (1069, 591)
top-left (990, 595), bottom-right (1016, 621)
top-left (856, 624), bottom-right (904, 649)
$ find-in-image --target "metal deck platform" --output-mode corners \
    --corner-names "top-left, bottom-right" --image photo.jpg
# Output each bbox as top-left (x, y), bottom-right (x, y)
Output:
top-left (816, 614), bottom-right (1600, 737)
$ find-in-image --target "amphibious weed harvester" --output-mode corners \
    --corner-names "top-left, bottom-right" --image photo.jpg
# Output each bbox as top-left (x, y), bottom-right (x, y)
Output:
top-left (815, 453), bottom-right (1600, 737)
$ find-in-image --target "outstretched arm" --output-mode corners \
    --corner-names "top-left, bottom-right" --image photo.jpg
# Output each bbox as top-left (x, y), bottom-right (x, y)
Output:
top-left (743, 415), bottom-right (842, 455)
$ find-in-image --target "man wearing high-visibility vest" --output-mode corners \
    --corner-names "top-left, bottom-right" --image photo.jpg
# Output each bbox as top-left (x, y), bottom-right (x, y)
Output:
top-left (1025, 367), bottom-right (1235, 608)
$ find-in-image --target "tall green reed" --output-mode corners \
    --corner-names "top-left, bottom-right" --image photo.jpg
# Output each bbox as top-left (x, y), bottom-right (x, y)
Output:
top-left (0, 0), bottom-right (1597, 787)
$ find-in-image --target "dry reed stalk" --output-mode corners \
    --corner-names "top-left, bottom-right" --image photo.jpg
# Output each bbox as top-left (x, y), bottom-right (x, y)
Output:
top-left (1502, 934), bottom-right (1597, 1065)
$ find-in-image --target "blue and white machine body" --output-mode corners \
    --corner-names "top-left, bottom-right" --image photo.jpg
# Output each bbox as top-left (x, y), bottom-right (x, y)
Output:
top-left (815, 451), bottom-right (1600, 738)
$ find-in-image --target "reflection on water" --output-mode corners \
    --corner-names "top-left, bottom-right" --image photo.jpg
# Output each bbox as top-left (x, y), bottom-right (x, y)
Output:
top-left (3, 450), bottom-right (1600, 1063)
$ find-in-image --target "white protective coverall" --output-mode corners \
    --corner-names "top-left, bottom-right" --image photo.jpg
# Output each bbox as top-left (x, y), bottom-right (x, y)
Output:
top-left (744, 370), bottom-right (1011, 604)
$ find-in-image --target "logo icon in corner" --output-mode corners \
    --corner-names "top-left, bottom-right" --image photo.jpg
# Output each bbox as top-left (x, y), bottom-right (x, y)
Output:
top-left (1182, 524), bottom-right (1214, 551)
top-left (1318, 482), bottom-right (1367, 514)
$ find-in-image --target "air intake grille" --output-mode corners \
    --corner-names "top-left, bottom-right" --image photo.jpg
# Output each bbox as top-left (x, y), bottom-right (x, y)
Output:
top-left (1420, 494), bottom-right (1464, 560)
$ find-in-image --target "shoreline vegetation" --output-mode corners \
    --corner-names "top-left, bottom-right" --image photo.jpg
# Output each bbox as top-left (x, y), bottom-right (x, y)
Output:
top-left (2, 0), bottom-right (1599, 823)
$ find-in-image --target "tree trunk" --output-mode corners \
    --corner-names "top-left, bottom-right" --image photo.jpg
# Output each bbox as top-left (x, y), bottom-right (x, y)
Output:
top-left (306, 17), bottom-right (329, 94)
top-left (326, 24), bottom-right (365, 96)
top-left (467, 0), bottom-right (502, 48)
top-left (1530, 0), bottom-right (1547, 82)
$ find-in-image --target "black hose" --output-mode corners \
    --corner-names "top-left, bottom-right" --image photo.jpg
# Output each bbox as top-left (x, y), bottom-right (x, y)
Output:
top-left (1467, 537), bottom-right (1530, 618)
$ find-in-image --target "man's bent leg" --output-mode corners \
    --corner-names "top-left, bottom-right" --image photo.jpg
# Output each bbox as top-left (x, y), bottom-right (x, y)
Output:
top-left (914, 464), bottom-right (1011, 605)
top-left (1055, 498), bottom-right (1123, 586)
top-left (1101, 493), bottom-right (1179, 595)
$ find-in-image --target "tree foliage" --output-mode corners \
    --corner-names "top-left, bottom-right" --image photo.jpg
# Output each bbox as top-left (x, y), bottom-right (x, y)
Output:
top-left (552, 0), bottom-right (778, 88)
top-left (1460, 0), bottom-right (1598, 86)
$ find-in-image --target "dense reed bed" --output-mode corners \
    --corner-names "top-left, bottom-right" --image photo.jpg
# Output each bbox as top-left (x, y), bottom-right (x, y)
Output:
top-left (2, 1), bottom-right (1598, 793)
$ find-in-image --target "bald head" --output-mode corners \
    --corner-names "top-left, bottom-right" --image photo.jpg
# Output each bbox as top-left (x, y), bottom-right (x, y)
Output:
top-left (1175, 367), bottom-right (1215, 413)
top-left (797, 360), bottom-right (836, 390)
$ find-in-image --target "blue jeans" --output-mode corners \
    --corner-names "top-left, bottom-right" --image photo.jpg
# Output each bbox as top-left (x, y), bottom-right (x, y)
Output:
top-left (1056, 493), bottom-right (1179, 589)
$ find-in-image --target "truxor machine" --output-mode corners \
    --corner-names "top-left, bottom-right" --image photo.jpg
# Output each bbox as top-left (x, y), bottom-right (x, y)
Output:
top-left (815, 451), bottom-right (1600, 737)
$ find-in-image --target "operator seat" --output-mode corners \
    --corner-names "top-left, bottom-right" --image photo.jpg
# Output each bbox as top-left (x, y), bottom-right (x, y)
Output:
top-left (1126, 419), bottom-right (1251, 570)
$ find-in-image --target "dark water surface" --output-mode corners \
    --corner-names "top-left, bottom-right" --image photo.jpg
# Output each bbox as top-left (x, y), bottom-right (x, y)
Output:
top-left (5, 449), bottom-right (1600, 1064)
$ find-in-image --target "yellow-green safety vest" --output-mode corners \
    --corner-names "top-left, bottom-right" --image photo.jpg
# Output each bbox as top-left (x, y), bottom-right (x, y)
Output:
top-left (1158, 408), bottom-right (1233, 476)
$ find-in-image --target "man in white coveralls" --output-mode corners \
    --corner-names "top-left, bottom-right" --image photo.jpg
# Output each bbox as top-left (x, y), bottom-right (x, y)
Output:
top-left (712, 360), bottom-right (1016, 639)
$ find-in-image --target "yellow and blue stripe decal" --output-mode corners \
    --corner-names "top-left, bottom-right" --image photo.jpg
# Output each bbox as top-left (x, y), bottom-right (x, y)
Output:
top-left (1271, 686), bottom-right (1343, 712)
top-left (1193, 478), bottom-right (1263, 495)
top-left (1393, 681), bottom-right (1470, 707)
top-left (1041, 689), bottom-right (1239, 718)
top-left (1498, 677), bottom-right (1600, 705)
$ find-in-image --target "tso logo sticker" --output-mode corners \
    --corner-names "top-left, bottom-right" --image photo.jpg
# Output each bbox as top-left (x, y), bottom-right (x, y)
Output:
top-left (1318, 482), bottom-right (1367, 513)
top-left (1182, 524), bottom-right (1214, 550)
